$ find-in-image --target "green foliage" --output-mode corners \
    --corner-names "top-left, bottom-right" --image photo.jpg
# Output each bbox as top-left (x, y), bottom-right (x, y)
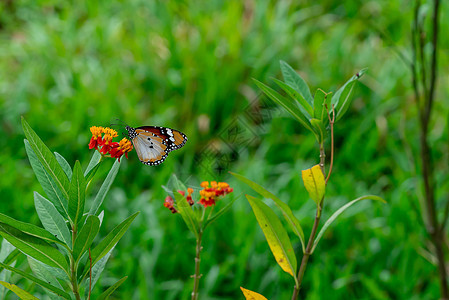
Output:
top-left (1, 1), bottom-right (448, 298)
top-left (0, 120), bottom-right (138, 299)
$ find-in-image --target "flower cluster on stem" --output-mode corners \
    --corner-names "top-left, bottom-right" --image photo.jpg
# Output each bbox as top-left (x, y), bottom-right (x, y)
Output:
top-left (88, 126), bottom-right (133, 162)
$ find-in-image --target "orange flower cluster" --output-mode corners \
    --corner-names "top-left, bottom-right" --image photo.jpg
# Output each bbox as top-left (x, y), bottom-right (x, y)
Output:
top-left (199, 181), bottom-right (233, 207)
top-left (163, 182), bottom-right (233, 213)
top-left (89, 126), bottom-right (133, 162)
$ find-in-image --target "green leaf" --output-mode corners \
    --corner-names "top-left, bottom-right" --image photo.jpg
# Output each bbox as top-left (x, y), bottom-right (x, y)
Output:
top-left (230, 172), bottom-right (305, 253)
top-left (0, 281), bottom-right (39, 300)
top-left (174, 192), bottom-right (199, 239)
top-left (83, 246), bottom-right (114, 296)
top-left (24, 140), bottom-right (69, 219)
top-left (21, 117), bottom-right (70, 201)
top-left (332, 68), bottom-right (366, 122)
top-left (73, 215), bottom-right (100, 263)
top-left (204, 194), bottom-right (238, 229)
top-left (313, 88), bottom-right (326, 121)
top-left (0, 213), bottom-right (66, 247)
top-left (312, 195), bottom-right (386, 253)
top-left (0, 223), bottom-right (69, 271)
top-left (246, 195), bottom-right (297, 281)
top-left (89, 159), bottom-right (120, 216)
top-left (0, 249), bottom-right (20, 274)
top-left (272, 78), bottom-right (313, 117)
top-left (69, 161), bottom-right (86, 227)
top-left (301, 165), bottom-right (326, 205)
top-left (280, 60), bottom-right (313, 105)
top-left (0, 262), bottom-right (70, 299)
top-left (28, 257), bottom-right (65, 292)
top-left (34, 192), bottom-right (71, 248)
top-left (81, 212), bottom-right (139, 280)
top-left (310, 118), bottom-right (326, 143)
top-left (253, 79), bottom-right (314, 133)
top-left (97, 276), bottom-right (128, 300)
top-left (54, 152), bottom-right (72, 181)
top-left (84, 151), bottom-right (102, 177)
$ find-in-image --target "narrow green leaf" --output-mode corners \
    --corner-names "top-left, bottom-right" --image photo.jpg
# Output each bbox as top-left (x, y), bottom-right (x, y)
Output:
top-left (54, 152), bottom-right (72, 181)
top-left (332, 69), bottom-right (366, 122)
top-left (81, 212), bottom-right (139, 280)
top-left (73, 215), bottom-right (100, 262)
top-left (34, 192), bottom-right (71, 248)
top-left (97, 276), bottom-right (128, 300)
top-left (246, 195), bottom-right (297, 282)
top-left (84, 151), bottom-right (102, 177)
top-left (69, 161), bottom-right (86, 227)
top-left (174, 192), bottom-right (199, 239)
top-left (0, 249), bottom-right (20, 274)
top-left (0, 281), bottom-right (39, 300)
top-left (253, 79), bottom-right (314, 133)
top-left (313, 88), bottom-right (326, 120)
top-left (0, 213), bottom-right (66, 247)
top-left (0, 262), bottom-right (70, 299)
top-left (230, 172), bottom-right (305, 253)
top-left (280, 60), bottom-right (313, 105)
top-left (204, 194), bottom-right (238, 229)
top-left (89, 160), bottom-right (120, 216)
top-left (24, 140), bottom-right (69, 219)
top-left (0, 223), bottom-right (69, 271)
top-left (28, 257), bottom-right (64, 292)
top-left (312, 195), bottom-right (386, 253)
top-left (310, 118), bottom-right (326, 144)
top-left (21, 117), bottom-right (70, 200)
top-left (83, 246), bottom-right (114, 296)
top-left (272, 78), bottom-right (313, 117)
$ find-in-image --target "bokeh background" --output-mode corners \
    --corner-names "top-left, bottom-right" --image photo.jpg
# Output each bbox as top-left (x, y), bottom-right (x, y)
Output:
top-left (1, 0), bottom-right (449, 299)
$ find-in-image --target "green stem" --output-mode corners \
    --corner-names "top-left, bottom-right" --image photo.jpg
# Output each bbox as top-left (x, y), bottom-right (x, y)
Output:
top-left (70, 226), bottom-right (81, 300)
top-left (291, 144), bottom-right (326, 300)
top-left (191, 229), bottom-right (203, 300)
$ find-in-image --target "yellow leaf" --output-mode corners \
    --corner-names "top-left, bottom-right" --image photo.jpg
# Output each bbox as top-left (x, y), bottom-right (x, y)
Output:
top-left (240, 287), bottom-right (268, 300)
top-left (0, 281), bottom-right (39, 300)
top-left (301, 165), bottom-right (325, 205)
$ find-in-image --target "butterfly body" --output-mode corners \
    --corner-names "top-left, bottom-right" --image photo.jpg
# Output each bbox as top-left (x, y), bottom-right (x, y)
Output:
top-left (125, 125), bottom-right (187, 166)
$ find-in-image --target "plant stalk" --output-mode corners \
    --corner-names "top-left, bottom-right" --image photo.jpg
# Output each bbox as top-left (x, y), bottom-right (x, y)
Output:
top-left (70, 226), bottom-right (81, 300)
top-left (291, 145), bottom-right (326, 300)
top-left (191, 230), bottom-right (203, 300)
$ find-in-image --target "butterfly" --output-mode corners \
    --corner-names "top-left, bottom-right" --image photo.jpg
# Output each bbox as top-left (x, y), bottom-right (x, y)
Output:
top-left (125, 125), bottom-right (187, 166)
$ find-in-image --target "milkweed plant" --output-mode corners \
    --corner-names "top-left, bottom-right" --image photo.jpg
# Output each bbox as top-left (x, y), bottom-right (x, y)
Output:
top-left (0, 117), bottom-right (139, 299)
top-left (162, 175), bottom-right (235, 300)
top-left (233, 61), bottom-right (386, 300)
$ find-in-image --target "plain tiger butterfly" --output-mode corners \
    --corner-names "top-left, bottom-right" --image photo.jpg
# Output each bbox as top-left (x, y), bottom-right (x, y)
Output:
top-left (125, 125), bottom-right (187, 166)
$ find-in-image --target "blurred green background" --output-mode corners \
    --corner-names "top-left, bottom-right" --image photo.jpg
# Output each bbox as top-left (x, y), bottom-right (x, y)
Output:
top-left (1, 0), bottom-right (449, 299)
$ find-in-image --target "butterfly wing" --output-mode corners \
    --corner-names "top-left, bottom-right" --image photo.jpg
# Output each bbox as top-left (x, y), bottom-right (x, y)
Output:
top-left (127, 126), bottom-right (187, 166)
